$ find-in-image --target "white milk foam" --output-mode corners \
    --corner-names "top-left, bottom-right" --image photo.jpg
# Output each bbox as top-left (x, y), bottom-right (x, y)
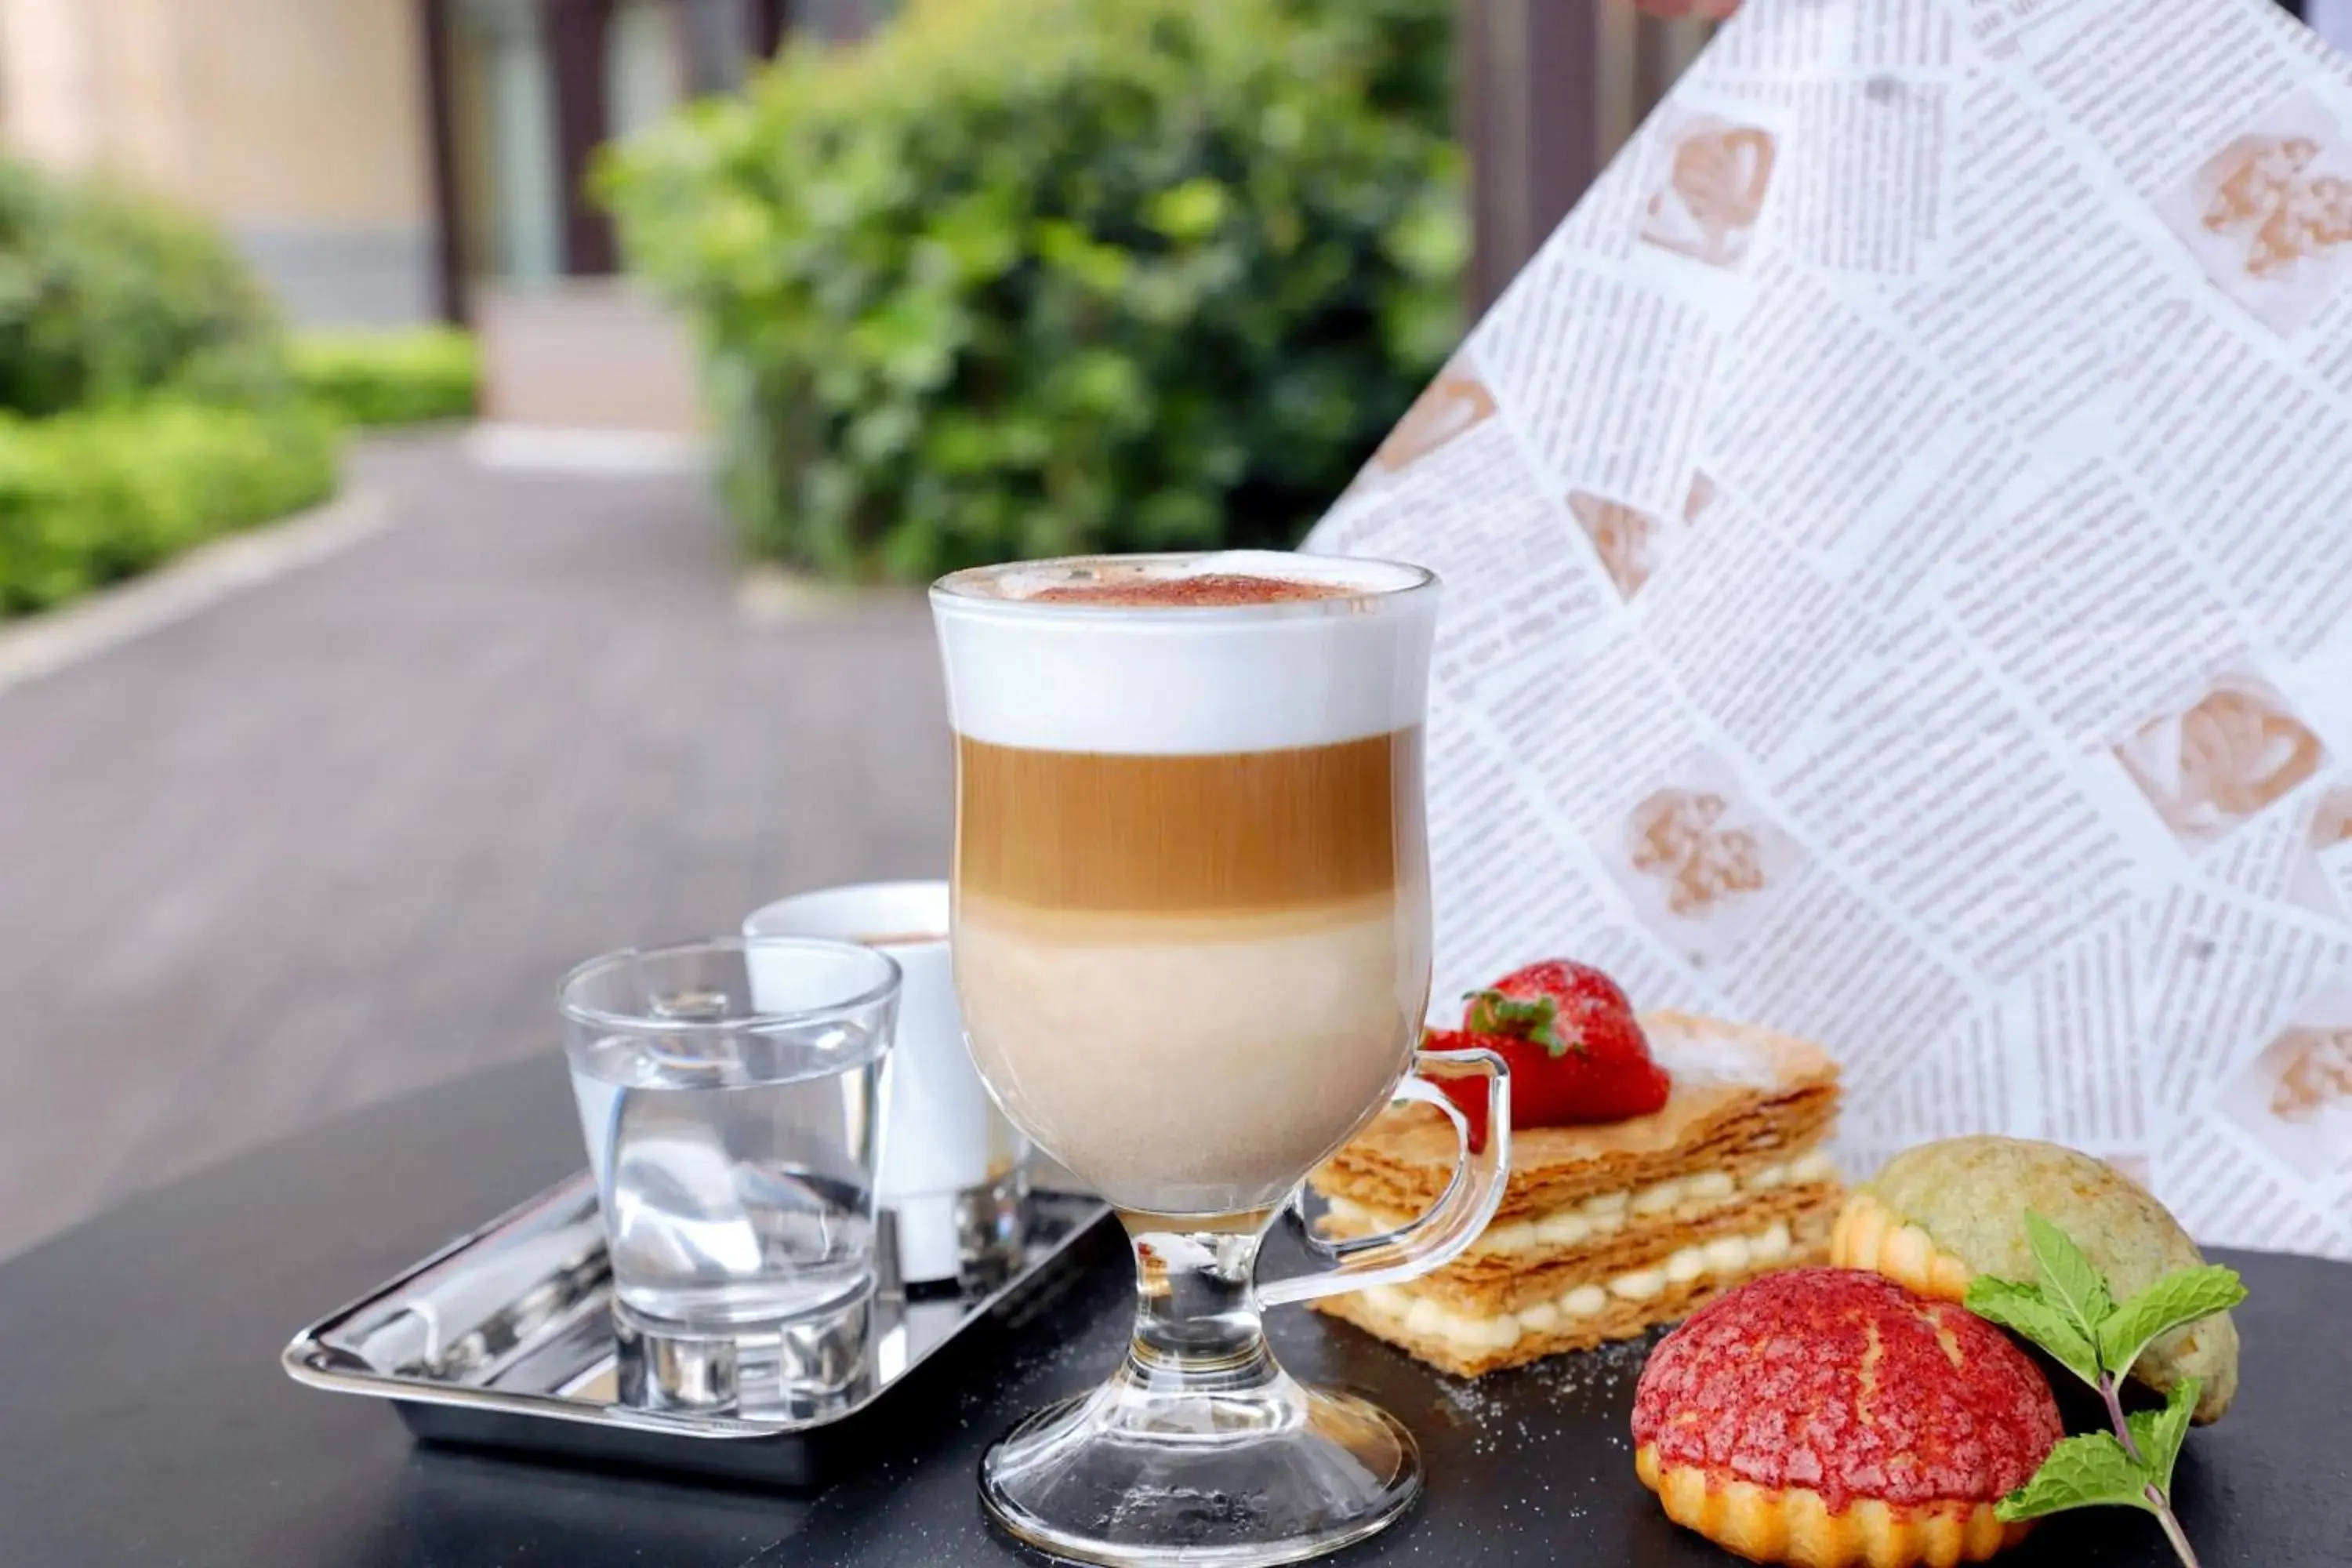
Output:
top-left (931, 553), bottom-right (1439, 755)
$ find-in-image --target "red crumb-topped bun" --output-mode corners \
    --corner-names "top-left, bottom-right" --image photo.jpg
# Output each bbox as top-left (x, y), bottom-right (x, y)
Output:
top-left (1632, 1269), bottom-right (2061, 1568)
top-left (1636, 1269), bottom-right (2059, 1504)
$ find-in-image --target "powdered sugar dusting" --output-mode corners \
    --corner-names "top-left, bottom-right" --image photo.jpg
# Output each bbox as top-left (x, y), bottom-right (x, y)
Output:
top-left (1646, 1019), bottom-right (1779, 1088)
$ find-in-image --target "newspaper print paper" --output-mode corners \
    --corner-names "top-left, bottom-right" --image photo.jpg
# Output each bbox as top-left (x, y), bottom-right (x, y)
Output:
top-left (1308, 0), bottom-right (2352, 1258)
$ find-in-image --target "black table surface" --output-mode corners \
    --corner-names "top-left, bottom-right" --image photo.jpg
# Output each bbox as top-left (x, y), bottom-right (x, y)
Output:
top-left (2, 1057), bottom-right (2343, 1567)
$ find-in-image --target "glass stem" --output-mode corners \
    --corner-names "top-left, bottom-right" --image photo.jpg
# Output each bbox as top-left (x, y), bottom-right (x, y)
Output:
top-left (1120, 1213), bottom-right (1280, 1396)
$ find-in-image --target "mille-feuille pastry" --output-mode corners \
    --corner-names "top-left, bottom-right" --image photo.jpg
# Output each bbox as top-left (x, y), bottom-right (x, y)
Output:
top-left (1633, 1269), bottom-right (2063, 1568)
top-left (1831, 1135), bottom-right (2241, 1422)
top-left (1311, 960), bottom-right (1845, 1377)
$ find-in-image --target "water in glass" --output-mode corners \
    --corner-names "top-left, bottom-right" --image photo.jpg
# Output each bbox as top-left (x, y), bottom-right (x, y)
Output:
top-left (570, 1021), bottom-right (886, 1326)
top-left (561, 937), bottom-right (897, 1332)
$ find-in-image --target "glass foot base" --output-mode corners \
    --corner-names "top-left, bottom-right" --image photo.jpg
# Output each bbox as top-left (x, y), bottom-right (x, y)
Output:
top-left (979, 1378), bottom-right (1422, 1567)
top-left (611, 1287), bottom-right (873, 1421)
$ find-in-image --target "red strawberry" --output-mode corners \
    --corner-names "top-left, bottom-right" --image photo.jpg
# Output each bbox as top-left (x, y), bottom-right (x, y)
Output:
top-left (1429, 960), bottom-right (1671, 1149)
top-left (1423, 1025), bottom-right (1514, 1152)
top-left (1468, 958), bottom-right (1644, 1058)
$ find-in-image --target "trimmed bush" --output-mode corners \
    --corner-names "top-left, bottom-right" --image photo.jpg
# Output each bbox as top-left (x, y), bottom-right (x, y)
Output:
top-left (294, 328), bottom-right (481, 427)
top-left (0, 401), bottom-right (341, 617)
top-left (601, 0), bottom-right (1463, 579)
top-left (0, 159), bottom-right (291, 417)
top-left (0, 159), bottom-right (348, 619)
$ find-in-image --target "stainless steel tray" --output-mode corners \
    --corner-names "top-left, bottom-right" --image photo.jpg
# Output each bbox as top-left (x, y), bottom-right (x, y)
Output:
top-left (282, 1173), bottom-right (1114, 1486)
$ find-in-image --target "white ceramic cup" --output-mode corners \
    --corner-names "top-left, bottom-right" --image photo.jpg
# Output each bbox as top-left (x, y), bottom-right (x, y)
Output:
top-left (746, 880), bottom-right (1027, 1287)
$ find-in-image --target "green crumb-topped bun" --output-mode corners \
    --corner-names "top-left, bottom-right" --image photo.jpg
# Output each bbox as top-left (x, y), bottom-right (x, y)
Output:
top-left (1830, 1135), bottom-right (2238, 1423)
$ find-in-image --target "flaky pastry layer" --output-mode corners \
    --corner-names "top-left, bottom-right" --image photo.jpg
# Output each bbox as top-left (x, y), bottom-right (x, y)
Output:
top-left (1314, 1207), bottom-right (1835, 1378)
top-left (1314, 1011), bottom-right (1844, 1223)
top-left (1323, 1181), bottom-right (1842, 1314)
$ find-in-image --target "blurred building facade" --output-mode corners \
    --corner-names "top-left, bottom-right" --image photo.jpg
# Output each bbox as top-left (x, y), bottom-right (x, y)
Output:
top-left (1460, 3), bottom-right (1712, 311)
top-left (0, 0), bottom-right (890, 328)
top-left (2, 1), bottom-right (1717, 422)
top-left (0, 0), bottom-right (437, 324)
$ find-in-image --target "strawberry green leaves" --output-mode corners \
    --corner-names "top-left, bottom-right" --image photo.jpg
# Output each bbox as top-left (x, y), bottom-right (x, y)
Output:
top-left (1461, 989), bottom-right (1569, 1054)
top-left (1964, 1213), bottom-right (2243, 1568)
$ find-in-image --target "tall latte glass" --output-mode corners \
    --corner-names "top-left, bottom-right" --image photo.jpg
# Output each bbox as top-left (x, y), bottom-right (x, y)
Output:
top-left (931, 552), bottom-right (1509, 1566)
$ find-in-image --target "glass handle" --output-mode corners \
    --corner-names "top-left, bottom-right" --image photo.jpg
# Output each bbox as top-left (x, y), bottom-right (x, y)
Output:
top-left (1259, 1046), bottom-right (1511, 1309)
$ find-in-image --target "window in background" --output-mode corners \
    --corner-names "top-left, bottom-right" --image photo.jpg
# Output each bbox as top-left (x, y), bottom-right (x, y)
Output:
top-left (679, 0), bottom-right (753, 96)
top-left (789, 0), bottom-right (898, 45)
top-left (450, 0), bottom-right (564, 285)
top-left (606, 0), bottom-right (688, 143)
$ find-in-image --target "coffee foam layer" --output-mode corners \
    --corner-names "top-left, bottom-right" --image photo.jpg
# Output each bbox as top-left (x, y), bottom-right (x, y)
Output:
top-left (931, 553), bottom-right (1437, 754)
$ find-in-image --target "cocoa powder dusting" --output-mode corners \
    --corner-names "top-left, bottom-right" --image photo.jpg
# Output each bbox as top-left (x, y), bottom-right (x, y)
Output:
top-left (1029, 573), bottom-right (1352, 608)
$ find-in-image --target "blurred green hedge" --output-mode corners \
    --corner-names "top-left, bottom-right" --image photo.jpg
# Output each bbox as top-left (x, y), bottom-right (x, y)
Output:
top-left (0, 401), bottom-right (341, 617)
top-left (602, 0), bottom-right (1463, 579)
top-left (0, 159), bottom-right (351, 619)
top-left (294, 328), bottom-right (481, 427)
top-left (0, 159), bottom-right (292, 417)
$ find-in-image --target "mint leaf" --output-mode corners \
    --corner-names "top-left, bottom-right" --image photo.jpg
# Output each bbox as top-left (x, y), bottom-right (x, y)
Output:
top-left (2097, 1265), bottom-right (2248, 1381)
top-left (2025, 1212), bottom-right (2114, 1342)
top-left (1966, 1276), bottom-right (2103, 1386)
top-left (2125, 1378), bottom-right (2200, 1494)
top-left (1995, 1433), bottom-right (2157, 1523)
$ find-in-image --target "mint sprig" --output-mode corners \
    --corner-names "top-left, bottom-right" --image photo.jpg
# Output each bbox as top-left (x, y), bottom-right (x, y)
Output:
top-left (1965, 1275), bottom-right (2100, 1385)
top-left (2024, 1211), bottom-right (2114, 1330)
top-left (1962, 1212), bottom-right (2246, 1568)
top-left (2129, 1380), bottom-right (2198, 1492)
top-left (2096, 1265), bottom-right (2247, 1378)
top-left (1998, 1429), bottom-right (2161, 1519)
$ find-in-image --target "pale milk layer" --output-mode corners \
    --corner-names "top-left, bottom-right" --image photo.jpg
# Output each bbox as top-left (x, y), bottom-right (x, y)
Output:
top-left (930, 553), bottom-right (1438, 755)
top-left (953, 893), bottom-right (1430, 1215)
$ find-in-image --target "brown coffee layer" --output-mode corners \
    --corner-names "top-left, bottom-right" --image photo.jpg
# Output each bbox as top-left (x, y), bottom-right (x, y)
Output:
top-left (1029, 574), bottom-right (1352, 607)
top-left (955, 728), bottom-right (1421, 913)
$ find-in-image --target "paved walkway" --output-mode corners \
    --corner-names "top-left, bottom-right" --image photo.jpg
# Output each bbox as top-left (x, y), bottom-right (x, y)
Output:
top-left (0, 436), bottom-right (951, 1261)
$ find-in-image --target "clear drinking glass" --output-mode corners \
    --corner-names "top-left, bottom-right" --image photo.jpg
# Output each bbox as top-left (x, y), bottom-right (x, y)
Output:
top-left (560, 938), bottom-right (901, 1339)
top-left (931, 552), bottom-right (1510, 1567)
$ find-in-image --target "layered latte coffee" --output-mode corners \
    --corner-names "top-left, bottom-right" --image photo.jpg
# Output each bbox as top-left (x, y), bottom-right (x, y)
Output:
top-left (933, 553), bottom-right (1439, 1218)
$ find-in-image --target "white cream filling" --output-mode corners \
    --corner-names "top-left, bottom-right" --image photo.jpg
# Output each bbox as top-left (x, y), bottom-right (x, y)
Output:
top-left (1347, 1220), bottom-right (1798, 1353)
top-left (1324, 1149), bottom-right (1835, 1257)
